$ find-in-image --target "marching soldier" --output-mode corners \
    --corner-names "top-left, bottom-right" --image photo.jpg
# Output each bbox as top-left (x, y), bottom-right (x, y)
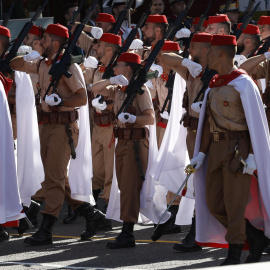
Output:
top-left (10, 23), bottom-right (106, 246)
top-left (91, 52), bottom-right (155, 249)
top-left (205, 15), bottom-right (231, 35)
top-left (191, 34), bottom-right (270, 265)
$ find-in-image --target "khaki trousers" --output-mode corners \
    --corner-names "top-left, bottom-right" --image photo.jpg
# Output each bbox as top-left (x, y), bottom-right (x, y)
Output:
top-left (115, 139), bottom-right (148, 223)
top-left (91, 123), bottom-right (115, 202)
top-left (206, 139), bottom-right (251, 244)
top-left (40, 123), bottom-right (83, 217)
top-left (186, 128), bottom-right (197, 159)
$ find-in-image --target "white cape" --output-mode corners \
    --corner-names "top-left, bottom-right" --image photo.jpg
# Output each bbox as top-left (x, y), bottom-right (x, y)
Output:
top-left (194, 73), bottom-right (270, 246)
top-left (106, 87), bottom-right (165, 224)
top-left (150, 73), bottom-right (195, 225)
top-left (15, 71), bottom-right (44, 206)
top-left (0, 80), bottom-right (24, 223)
top-left (68, 65), bottom-right (95, 205)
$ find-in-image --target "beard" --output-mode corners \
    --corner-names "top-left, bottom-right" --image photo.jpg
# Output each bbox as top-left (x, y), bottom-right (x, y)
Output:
top-left (192, 55), bottom-right (201, 64)
top-left (143, 35), bottom-right (155, 46)
top-left (42, 45), bottom-right (53, 58)
top-left (237, 44), bottom-right (245, 55)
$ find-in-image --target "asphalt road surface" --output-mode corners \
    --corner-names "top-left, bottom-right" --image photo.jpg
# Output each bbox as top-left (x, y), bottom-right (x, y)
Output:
top-left (1, 201), bottom-right (270, 270)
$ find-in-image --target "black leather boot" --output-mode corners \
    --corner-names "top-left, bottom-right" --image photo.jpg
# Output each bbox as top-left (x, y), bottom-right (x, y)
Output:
top-left (264, 244), bottom-right (270, 254)
top-left (151, 214), bottom-right (175, 241)
top-left (163, 205), bottom-right (181, 235)
top-left (106, 222), bottom-right (135, 249)
top-left (77, 202), bottom-right (106, 240)
top-left (220, 244), bottom-right (243, 265)
top-left (0, 227), bottom-right (10, 242)
top-left (63, 205), bottom-right (79, 224)
top-left (24, 213), bottom-right (56, 246)
top-left (92, 189), bottom-right (101, 208)
top-left (17, 200), bottom-right (41, 234)
top-left (173, 217), bottom-right (202, 252)
top-left (245, 219), bottom-right (270, 263)
top-left (97, 203), bottom-right (112, 231)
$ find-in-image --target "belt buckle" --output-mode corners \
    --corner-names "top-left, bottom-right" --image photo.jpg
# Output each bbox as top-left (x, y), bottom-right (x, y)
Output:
top-left (213, 131), bottom-right (219, 142)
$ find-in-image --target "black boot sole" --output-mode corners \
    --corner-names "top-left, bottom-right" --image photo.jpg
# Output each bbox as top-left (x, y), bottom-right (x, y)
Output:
top-left (106, 241), bottom-right (136, 249)
top-left (24, 237), bottom-right (53, 246)
top-left (173, 243), bottom-right (202, 252)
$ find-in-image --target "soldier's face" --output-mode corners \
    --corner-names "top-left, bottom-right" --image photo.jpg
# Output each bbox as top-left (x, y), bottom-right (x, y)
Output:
top-left (206, 46), bottom-right (220, 70)
top-left (261, 24), bottom-right (270, 39)
top-left (226, 11), bottom-right (239, 25)
top-left (40, 33), bottom-right (54, 58)
top-left (93, 41), bottom-right (107, 62)
top-left (95, 21), bottom-right (113, 33)
top-left (236, 34), bottom-right (245, 54)
top-left (151, 0), bottom-right (164, 15)
top-left (113, 61), bottom-right (128, 76)
top-left (23, 33), bottom-right (37, 47)
top-left (170, 1), bottom-right (186, 15)
top-left (141, 22), bottom-right (156, 46)
top-left (189, 42), bottom-right (202, 63)
top-left (205, 23), bottom-right (219, 35)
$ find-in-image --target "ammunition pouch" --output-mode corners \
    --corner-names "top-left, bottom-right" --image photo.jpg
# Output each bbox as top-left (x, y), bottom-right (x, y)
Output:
top-left (113, 127), bottom-right (149, 141)
top-left (94, 111), bottom-right (115, 127)
top-left (182, 90), bottom-right (189, 110)
top-left (181, 112), bottom-right (198, 130)
top-left (38, 110), bottom-right (78, 124)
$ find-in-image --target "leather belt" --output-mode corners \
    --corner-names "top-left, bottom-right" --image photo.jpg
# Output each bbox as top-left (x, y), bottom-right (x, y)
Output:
top-left (39, 110), bottom-right (78, 124)
top-left (211, 130), bottom-right (249, 142)
top-left (113, 127), bottom-right (149, 141)
top-left (94, 111), bottom-right (115, 127)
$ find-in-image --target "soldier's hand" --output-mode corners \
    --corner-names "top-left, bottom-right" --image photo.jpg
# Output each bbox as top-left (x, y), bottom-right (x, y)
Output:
top-left (191, 101), bottom-right (203, 114)
top-left (129, 39), bottom-right (143, 50)
top-left (18, 45), bottom-right (32, 54)
top-left (32, 40), bottom-right (44, 56)
top-left (182, 59), bottom-right (202, 78)
top-left (91, 27), bottom-right (103, 39)
top-left (83, 56), bottom-right (98, 68)
top-left (45, 93), bottom-right (63, 106)
top-left (190, 152), bottom-right (205, 170)
top-left (110, 75), bottom-right (129, 86)
top-left (23, 50), bottom-right (43, 62)
top-left (118, 112), bottom-right (136, 124)
top-left (175, 28), bottom-right (191, 39)
top-left (150, 64), bottom-right (163, 77)
top-left (234, 54), bottom-right (246, 67)
top-left (92, 95), bottom-right (107, 110)
top-left (243, 154), bottom-right (257, 175)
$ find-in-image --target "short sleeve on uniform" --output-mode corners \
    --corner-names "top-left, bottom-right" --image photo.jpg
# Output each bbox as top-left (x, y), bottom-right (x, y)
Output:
top-left (256, 59), bottom-right (268, 80)
top-left (77, 31), bottom-right (94, 54)
top-left (64, 64), bottom-right (85, 94)
top-left (83, 67), bottom-right (95, 84)
top-left (135, 87), bottom-right (153, 113)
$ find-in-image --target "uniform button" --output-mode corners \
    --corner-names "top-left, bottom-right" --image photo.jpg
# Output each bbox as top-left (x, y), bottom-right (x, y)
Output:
top-left (224, 101), bottom-right (228, 106)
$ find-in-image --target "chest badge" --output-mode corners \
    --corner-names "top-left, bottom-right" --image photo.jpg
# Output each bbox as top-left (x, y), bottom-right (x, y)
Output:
top-left (223, 101), bottom-right (228, 106)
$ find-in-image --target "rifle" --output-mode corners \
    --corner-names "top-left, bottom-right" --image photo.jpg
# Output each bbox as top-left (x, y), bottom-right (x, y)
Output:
top-left (111, 0), bottom-right (134, 35)
top-left (240, 0), bottom-right (256, 24)
top-left (233, 1), bottom-right (260, 40)
top-left (42, 0), bottom-right (98, 101)
top-left (1, 1), bottom-right (15, 27)
top-left (102, 1), bottom-right (153, 80)
top-left (220, 0), bottom-right (234, 14)
top-left (161, 1), bottom-right (209, 115)
top-left (0, 0), bottom-right (48, 75)
top-left (67, 0), bottom-right (86, 33)
top-left (116, 0), bottom-right (195, 118)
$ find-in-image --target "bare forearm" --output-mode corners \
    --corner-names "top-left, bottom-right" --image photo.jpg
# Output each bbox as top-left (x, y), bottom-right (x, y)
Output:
top-left (9, 56), bottom-right (26, 71)
top-left (62, 88), bottom-right (87, 107)
top-left (91, 79), bottom-right (112, 96)
top-left (135, 109), bottom-right (155, 125)
top-left (240, 54), bottom-right (266, 75)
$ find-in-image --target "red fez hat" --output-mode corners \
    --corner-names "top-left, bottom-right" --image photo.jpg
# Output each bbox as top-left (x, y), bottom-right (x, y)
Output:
top-left (150, 41), bottom-right (180, 51)
top-left (203, 20), bottom-right (208, 28)
top-left (29, 25), bottom-right (43, 37)
top-left (237, 23), bottom-right (260, 35)
top-left (0, 26), bottom-right (11, 38)
top-left (95, 13), bottom-right (116, 23)
top-left (146, 15), bottom-right (168, 24)
top-left (45, 24), bottom-right (69, 38)
top-left (261, 16), bottom-right (270, 25)
top-left (211, 34), bottom-right (237, 46)
top-left (191, 33), bottom-right (213, 43)
top-left (208, 15), bottom-right (230, 25)
top-left (258, 16), bottom-right (267, 25)
top-left (117, 52), bottom-right (141, 64)
top-left (99, 33), bottom-right (121, 45)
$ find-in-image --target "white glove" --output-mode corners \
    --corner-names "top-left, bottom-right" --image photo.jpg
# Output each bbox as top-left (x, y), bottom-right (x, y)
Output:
top-left (91, 27), bottom-right (103, 39)
top-left (182, 58), bottom-right (202, 78)
top-left (243, 154), bottom-right (257, 175)
top-left (264, 52), bottom-right (270, 60)
top-left (234, 54), bottom-right (246, 67)
top-left (191, 101), bottom-right (203, 114)
top-left (150, 64), bottom-right (163, 77)
top-left (110, 75), bottom-right (129, 86)
top-left (18, 45), bottom-right (32, 54)
top-left (175, 28), bottom-right (191, 39)
top-left (160, 111), bottom-right (169, 120)
top-left (190, 152), bottom-right (205, 170)
top-left (144, 80), bottom-right (154, 89)
top-left (129, 39), bottom-right (143, 50)
top-left (83, 56), bottom-right (98, 68)
top-left (123, 27), bottom-right (132, 40)
top-left (45, 93), bottom-right (62, 106)
top-left (23, 50), bottom-right (43, 62)
top-left (118, 112), bottom-right (136, 123)
top-left (92, 95), bottom-right (107, 110)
